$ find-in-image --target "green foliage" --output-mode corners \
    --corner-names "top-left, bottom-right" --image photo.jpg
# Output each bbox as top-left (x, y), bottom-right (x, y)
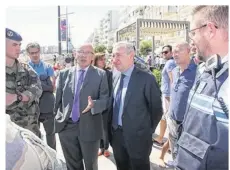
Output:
top-left (152, 68), bottom-right (161, 87)
top-left (94, 44), bottom-right (107, 53)
top-left (140, 40), bottom-right (152, 56)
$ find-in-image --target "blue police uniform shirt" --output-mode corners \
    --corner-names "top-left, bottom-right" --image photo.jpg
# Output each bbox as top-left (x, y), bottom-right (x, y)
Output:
top-left (161, 58), bottom-right (176, 96)
top-left (113, 64), bottom-right (134, 126)
top-left (6, 28), bottom-right (22, 41)
top-left (28, 60), bottom-right (54, 77)
top-left (169, 59), bottom-right (197, 122)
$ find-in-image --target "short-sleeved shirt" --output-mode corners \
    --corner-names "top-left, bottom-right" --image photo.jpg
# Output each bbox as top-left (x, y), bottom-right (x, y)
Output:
top-left (160, 59), bottom-right (176, 96)
top-left (29, 60), bottom-right (54, 77)
top-left (169, 60), bottom-right (197, 122)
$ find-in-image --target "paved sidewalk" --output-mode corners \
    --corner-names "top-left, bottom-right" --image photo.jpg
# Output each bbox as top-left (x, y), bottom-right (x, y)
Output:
top-left (41, 124), bottom-right (174, 170)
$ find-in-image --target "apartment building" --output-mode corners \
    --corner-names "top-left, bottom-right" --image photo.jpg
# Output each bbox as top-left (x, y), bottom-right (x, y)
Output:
top-left (117, 6), bottom-right (193, 49)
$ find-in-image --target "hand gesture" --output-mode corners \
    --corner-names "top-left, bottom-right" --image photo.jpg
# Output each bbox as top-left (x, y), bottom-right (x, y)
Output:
top-left (6, 93), bottom-right (16, 106)
top-left (82, 96), bottom-right (94, 114)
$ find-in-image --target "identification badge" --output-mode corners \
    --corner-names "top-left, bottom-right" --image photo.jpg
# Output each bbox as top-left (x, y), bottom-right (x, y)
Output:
top-left (196, 81), bottom-right (207, 93)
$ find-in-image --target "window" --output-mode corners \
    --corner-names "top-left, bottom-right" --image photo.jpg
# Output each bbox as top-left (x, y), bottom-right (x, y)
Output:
top-left (168, 6), bottom-right (177, 13)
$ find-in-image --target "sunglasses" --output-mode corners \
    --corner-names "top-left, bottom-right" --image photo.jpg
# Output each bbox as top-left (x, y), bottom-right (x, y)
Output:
top-left (162, 51), bottom-right (169, 54)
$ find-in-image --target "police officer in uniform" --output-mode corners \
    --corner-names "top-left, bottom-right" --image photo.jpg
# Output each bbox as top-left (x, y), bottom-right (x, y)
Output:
top-left (6, 28), bottom-right (42, 137)
top-left (175, 6), bottom-right (228, 170)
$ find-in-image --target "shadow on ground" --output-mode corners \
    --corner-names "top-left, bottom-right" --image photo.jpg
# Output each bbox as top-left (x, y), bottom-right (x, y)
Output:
top-left (150, 162), bottom-right (174, 170)
top-left (105, 150), bottom-right (174, 170)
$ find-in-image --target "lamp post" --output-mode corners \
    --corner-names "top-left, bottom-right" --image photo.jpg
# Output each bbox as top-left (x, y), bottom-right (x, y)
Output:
top-left (58, 6), bottom-right (75, 56)
top-left (60, 7), bottom-right (74, 54)
top-left (58, 6), bottom-right (61, 56)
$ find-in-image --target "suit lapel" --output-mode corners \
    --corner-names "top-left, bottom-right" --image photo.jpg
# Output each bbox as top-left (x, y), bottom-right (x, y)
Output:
top-left (123, 67), bottom-right (139, 110)
top-left (112, 71), bottom-right (120, 92)
top-left (82, 65), bottom-right (94, 89)
top-left (71, 67), bottom-right (76, 96)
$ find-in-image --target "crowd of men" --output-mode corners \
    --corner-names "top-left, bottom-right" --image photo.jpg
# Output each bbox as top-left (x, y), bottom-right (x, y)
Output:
top-left (5, 5), bottom-right (228, 170)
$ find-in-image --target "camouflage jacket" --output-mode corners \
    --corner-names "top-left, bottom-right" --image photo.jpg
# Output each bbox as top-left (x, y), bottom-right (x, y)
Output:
top-left (6, 115), bottom-right (67, 170)
top-left (6, 59), bottom-right (42, 137)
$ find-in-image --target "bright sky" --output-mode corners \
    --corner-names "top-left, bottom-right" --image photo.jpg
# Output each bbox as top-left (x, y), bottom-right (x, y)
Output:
top-left (6, 6), bottom-right (120, 49)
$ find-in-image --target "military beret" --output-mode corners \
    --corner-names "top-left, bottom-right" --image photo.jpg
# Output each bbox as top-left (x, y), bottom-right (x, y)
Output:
top-left (6, 28), bottom-right (22, 41)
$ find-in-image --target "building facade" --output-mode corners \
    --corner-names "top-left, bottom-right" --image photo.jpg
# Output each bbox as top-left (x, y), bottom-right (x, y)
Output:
top-left (117, 5), bottom-right (193, 52)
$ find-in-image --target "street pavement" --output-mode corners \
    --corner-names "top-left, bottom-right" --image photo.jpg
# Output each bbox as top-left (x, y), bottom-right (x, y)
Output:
top-left (41, 124), bottom-right (173, 170)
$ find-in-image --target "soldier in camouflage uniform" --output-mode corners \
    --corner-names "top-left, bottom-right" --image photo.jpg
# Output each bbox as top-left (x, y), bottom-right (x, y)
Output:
top-left (6, 114), bottom-right (67, 170)
top-left (6, 28), bottom-right (42, 137)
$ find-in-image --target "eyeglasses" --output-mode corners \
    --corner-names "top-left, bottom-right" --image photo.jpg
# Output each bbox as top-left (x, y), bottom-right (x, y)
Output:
top-left (162, 51), bottom-right (169, 54)
top-left (189, 24), bottom-right (218, 38)
top-left (28, 51), bottom-right (40, 55)
top-left (77, 51), bottom-right (94, 55)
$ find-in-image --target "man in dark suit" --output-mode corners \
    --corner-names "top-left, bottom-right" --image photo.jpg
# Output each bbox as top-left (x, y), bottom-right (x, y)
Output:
top-left (108, 42), bottom-right (163, 170)
top-left (54, 43), bottom-right (109, 170)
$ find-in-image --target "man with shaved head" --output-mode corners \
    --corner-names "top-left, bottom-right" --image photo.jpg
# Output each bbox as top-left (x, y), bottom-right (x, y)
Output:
top-left (54, 43), bottom-right (109, 170)
top-left (157, 42), bottom-right (197, 167)
top-left (168, 42), bottom-right (197, 161)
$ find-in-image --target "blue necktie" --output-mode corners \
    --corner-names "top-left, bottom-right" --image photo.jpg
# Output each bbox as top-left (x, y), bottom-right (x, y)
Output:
top-left (72, 69), bottom-right (85, 122)
top-left (112, 74), bottom-right (125, 129)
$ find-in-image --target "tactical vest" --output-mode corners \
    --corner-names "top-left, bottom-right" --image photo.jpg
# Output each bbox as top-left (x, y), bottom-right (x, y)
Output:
top-left (175, 62), bottom-right (228, 170)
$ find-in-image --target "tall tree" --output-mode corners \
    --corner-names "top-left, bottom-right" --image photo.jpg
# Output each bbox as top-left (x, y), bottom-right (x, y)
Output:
top-left (94, 44), bottom-right (107, 53)
top-left (140, 40), bottom-right (152, 56)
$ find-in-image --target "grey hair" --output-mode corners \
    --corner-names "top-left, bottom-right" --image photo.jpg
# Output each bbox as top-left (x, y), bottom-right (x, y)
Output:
top-left (192, 5), bottom-right (228, 30)
top-left (173, 41), bottom-right (190, 50)
top-left (113, 41), bottom-right (135, 54)
top-left (76, 43), bottom-right (93, 49)
top-left (26, 42), bottom-right (40, 53)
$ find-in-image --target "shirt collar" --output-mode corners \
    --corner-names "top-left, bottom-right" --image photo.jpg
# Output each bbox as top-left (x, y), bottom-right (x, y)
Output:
top-left (187, 59), bottom-right (197, 70)
top-left (222, 54), bottom-right (228, 64)
top-left (29, 60), bottom-right (42, 67)
top-left (76, 65), bottom-right (90, 73)
top-left (176, 59), bottom-right (196, 72)
top-left (122, 64), bottom-right (134, 77)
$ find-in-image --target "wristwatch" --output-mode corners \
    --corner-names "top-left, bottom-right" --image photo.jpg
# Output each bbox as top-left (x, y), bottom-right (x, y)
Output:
top-left (17, 94), bottom-right (23, 103)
